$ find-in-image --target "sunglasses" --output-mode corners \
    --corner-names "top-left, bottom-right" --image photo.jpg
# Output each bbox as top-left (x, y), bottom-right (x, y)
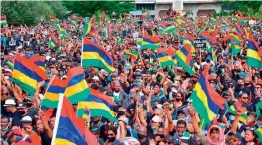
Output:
top-left (164, 141), bottom-right (172, 144)
top-left (242, 97), bottom-right (248, 99)
top-left (107, 133), bottom-right (114, 137)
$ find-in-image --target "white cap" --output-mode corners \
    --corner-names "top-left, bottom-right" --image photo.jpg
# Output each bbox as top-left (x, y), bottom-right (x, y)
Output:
top-left (156, 104), bottom-right (162, 109)
top-left (152, 115), bottom-right (162, 123)
top-left (21, 116), bottom-right (32, 122)
top-left (46, 56), bottom-right (51, 61)
top-left (93, 76), bottom-right (99, 81)
top-left (171, 88), bottom-right (178, 93)
top-left (3, 99), bottom-right (16, 106)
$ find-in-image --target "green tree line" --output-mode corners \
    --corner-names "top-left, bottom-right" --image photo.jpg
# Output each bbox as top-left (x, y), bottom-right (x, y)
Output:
top-left (1, 1), bottom-right (135, 26)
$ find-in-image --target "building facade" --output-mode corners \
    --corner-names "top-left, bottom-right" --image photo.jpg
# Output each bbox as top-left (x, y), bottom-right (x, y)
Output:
top-left (130, 0), bottom-right (221, 18)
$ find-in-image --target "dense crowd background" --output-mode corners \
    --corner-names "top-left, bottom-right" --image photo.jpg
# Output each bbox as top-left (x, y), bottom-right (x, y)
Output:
top-left (1, 9), bottom-right (262, 145)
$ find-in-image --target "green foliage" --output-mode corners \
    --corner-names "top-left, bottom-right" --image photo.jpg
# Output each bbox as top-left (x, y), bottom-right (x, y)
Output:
top-left (63, 1), bottom-right (135, 18)
top-left (1, 1), bottom-right (68, 26)
top-left (218, 1), bottom-right (262, 18)
top-left (47, 1), bottom-right (68, 19)
top-left (1, 1), bottom-right (54, 26)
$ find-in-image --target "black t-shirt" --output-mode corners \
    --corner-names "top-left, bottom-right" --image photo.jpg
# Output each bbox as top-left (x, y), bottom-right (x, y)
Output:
top-left (1, 101), bottom-right (8, 116)
top-left (140, 138), bottom-right (150, 145)
top-left (146, 124), bottom-right (156, 139)
top-left (40, 131), bottom-right (51, 145)
top-left (7, 110), bottom-right (21, 126)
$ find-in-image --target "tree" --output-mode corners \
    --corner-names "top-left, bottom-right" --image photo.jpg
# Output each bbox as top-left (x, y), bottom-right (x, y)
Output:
top-left (218, 1), bottom-right (262, 18)
top-left (62, 1), bottom-right (135, 18)
top-left (47, 1), bottom-right (68, 19)
top-left (1, 1), bottom-right (54, 26)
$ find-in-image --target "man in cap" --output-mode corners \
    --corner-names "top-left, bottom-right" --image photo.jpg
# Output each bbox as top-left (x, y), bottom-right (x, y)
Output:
top-left (3, 99), bottom-right (20, 126)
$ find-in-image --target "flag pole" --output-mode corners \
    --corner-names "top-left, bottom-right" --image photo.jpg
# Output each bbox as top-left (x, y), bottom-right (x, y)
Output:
top-left (39, 76), bottom-right (56, 109)
top-left (50, 93), bottom-right (64, 145)
top-left (81, 38), bottom-right (83, 67)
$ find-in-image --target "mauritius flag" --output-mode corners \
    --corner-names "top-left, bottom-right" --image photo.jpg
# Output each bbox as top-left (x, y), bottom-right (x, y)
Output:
top-left (1, 15), bottom-right (7, 25)
top-left (190, 66), bottom-right (226, 129)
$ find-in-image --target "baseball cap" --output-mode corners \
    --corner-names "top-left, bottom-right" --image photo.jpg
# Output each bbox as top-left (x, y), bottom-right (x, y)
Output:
top-left (93, 76), bottom-right (99, 81)
top-left (3, 99), bottom-right (16, 106)
top-left (16, 102), bottom-right (27, 108)
top-left (113, 137), bottom-right (140, 145)
top-left (134, 72), bottom-right (142, 76)
top-left (21, 116), bottom-right (32, 123)
top-left (164, 135), bottom-right (176, 144)
top-left (228, 132), bottom-right (243, 141)
top-left (151, 115), bottom-right (162, 123)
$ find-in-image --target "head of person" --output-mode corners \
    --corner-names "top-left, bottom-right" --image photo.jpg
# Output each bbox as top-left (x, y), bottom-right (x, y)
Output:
top-left (257, 115), bottom-right (262, 128)
top-left (129, 89), bottom-right (136, 100)
top-left (136, 126), bottom-right (147, 140)
top-left (151, 115), bottom-right (162, 132)
top-left (207, 125), bottom-right (224, 144)
top-left (177, 110), bottom-right (186, 120)
top-left (155, 128), bottom-right (165, 143)
top-left (91, 127), bottom-right (100, 139)
top-left (227, 132), bottom-right (242, 145)
top-left (237, 78), bottom-right (245, 90)
top-left (93, 116), bottom-right (101, 124)
top-left (244, 127), bottom-right (256, 142)
top-left (106, 125), bottom-right (117, 143)
top-left (113, 81), bottom-right (121, 92)
top-left (1, 116), bottom-right (10, 131)
top-left (176, 120), bottom-right (186, 136)
top-left (174, 92), bottom-right (183, 102)
top-left (146, 71), bottom-right (152, 82)
top-left (222, 91), bottom-right (231, 99)
top-left (254, 84), bottom-right (261, 95)
top-left (247, 112), bottom-right (256, 126)
top-left (21, 116), bottom-right (32, 128)
top-left (1, 86), bottom-right (10, 101)
top-left (239, 93), bottom-right (249, 104)
top-left (16, 102), bottom-right (28, 116)
top-left (162, 135), bottom-right (175, 145)
top-left (136, 61), bottom-right (143, 69)
top-left (49, 115), bottom-right (56, 129)
top-left (32, 118), bottom-right (44, 133)
top-left (3, 99), bottom-right (16, 112)
top-left (153, 83), bottom-right (161, 94)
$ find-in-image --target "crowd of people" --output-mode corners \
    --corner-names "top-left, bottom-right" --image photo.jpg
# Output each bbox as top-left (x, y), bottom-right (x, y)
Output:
top-left (1, 9), bottom-right (262, 145)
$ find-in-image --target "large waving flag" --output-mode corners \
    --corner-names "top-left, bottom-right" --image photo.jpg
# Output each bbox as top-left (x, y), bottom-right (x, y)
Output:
top-left (51, 95), bottom-right (99, 145)
top-left (174, 44), bottom-right (195, 76)
top-left (81, 38), bottom-right (115, 72)
top-left (138, 32), bottom-right (161, 51)
top-left (29, 56), bottom-right (45, 72)
top-left (10, 55), bottom-right (48, 96)
top-left (64, 67), bottom-right (90, 104)
top-left (77, 89), bottom-right (118, 122)
top-left (41, 76), bottom-right (67, 108)
top-left (246, 32), bottom-right (262, 69)
top-left (190, 66), bottom-right (226, 129)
